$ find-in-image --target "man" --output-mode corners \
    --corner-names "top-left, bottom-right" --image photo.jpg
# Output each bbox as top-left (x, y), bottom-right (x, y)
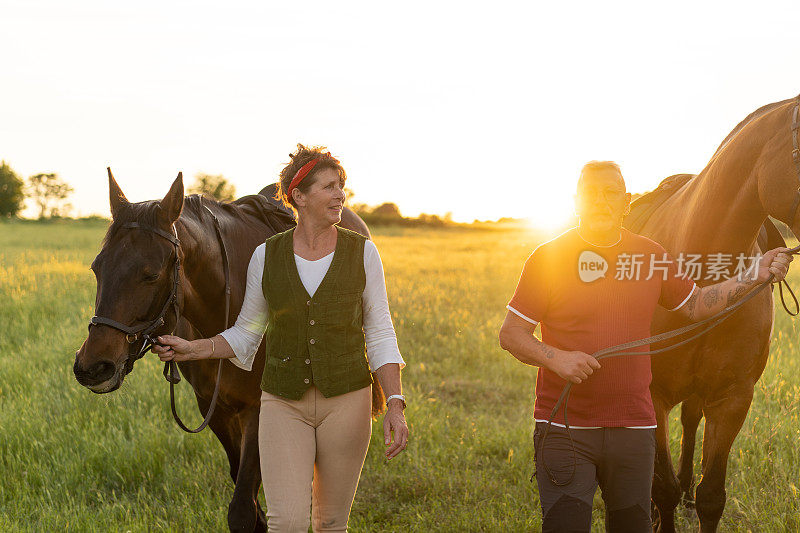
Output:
top-left (498, 161), bottom-right (792, 532)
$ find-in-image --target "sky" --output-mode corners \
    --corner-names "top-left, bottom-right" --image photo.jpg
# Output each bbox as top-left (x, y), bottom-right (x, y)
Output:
top-left (2, 1), bottom-right (800, 226)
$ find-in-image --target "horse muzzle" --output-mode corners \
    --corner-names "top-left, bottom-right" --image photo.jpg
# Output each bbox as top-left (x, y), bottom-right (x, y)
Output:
top-left (73, 350), bottom-right (125, 393)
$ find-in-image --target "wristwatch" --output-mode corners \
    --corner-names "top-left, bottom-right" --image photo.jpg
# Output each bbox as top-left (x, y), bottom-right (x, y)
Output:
top-left (386, 394), bottom-right (406, 409)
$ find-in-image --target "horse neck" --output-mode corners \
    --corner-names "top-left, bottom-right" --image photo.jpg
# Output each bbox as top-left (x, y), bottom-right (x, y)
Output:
top-left (175, 208), bottom-right (257, 338)
top-left (675, 129), bottom-right (770, 256)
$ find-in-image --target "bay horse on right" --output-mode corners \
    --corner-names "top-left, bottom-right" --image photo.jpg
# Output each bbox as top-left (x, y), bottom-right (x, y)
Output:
top-left (624, 94), bottom-right (800, 532)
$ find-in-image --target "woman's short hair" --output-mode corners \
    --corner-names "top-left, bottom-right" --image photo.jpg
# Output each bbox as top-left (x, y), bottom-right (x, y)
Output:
top-left (277, 144), bottom-right (347, 211)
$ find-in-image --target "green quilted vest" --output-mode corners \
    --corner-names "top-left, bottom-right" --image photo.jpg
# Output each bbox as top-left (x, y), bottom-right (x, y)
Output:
top-left (260, 226), bottom-right (373, 400)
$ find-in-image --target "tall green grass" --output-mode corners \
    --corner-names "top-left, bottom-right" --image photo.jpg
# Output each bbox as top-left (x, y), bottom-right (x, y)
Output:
top-left (1, 220), bottom-right (797, 531)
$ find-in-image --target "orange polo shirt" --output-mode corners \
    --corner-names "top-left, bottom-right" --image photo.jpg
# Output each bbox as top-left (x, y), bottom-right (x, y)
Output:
top-left (507, 227), bottom-right (695, 427)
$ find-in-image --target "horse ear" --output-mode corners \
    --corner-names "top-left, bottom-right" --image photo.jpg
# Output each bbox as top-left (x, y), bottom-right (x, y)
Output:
top-left (159, 172), bottom-right (184, 223)
top-left (108, 167), bottom-right (129, 219)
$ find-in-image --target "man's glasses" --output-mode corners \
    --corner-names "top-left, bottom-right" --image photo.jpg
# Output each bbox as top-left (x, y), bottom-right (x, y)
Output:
top-left (578, 188), bottom-right (627, 202)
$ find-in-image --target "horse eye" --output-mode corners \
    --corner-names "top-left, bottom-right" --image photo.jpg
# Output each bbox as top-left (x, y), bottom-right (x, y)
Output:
top-left (143, 272), bottom-right (160, 282)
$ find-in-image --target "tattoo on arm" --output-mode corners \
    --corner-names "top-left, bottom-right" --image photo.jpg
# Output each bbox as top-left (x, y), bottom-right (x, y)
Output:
top-left (540, 344), bottom-right (556, 359)
top-left (684, 290), bottom-right (700, 321)
top-left (703, 286), bottom-right (720, 308)
top-left (725, 280), bottom-right (751, 306)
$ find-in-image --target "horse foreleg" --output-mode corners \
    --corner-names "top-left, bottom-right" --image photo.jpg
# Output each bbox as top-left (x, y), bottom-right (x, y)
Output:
top-left (677, 396), bottom-right (703, 508)
top-left (192, 390), bottom-right (243, 484)
top-left (227, 405), bottom-right (266, 533)
top-left (193, 393), bottom-right (261, 532)
top-left (651, 395), bottom-right (680, 533)
top-left (694, 391), bottom-right (753, 533)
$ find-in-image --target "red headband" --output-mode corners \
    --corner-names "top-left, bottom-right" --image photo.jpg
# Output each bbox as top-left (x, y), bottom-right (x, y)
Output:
top-left (286, 159), bottom-right (319, 202)
top-left (285, 153), bottom-right (337, 203)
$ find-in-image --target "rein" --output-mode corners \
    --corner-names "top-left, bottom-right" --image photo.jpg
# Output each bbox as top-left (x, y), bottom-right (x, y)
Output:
top-left (89, 199), bottom-right (231, 433)
top-left (535, 96), bottom-right (800, 486)
top-left (535, 249), bottom-right (800, 486)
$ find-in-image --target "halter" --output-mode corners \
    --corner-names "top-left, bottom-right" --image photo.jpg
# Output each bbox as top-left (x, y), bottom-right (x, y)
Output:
top-left (88, 200), bottom-right (231, 433)
top-left (786, 96), bottom-right (800, 224)
top-left (89, 222), bottom-right (182, 371)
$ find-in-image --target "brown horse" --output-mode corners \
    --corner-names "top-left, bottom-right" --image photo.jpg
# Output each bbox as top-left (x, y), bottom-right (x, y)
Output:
top-left (624, 95), bottom-right (800, 532)
top-left (73, 171), bottom-right (379, 532)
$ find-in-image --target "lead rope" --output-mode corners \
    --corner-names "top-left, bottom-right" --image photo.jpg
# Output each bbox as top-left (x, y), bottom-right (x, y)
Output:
top-left (778, 278), bottom-right (799, 316)
top-left (533, 244), bottom-right (800, 486)
top-left (163, 202), bottom-right (231, 433)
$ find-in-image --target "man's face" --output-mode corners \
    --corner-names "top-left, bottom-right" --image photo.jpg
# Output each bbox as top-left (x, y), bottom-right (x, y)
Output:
top-left (574, 168), bottom-right (631, 232)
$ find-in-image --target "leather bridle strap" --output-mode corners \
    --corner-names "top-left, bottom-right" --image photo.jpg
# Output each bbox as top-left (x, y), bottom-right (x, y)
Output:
top-left (774, 96), bottom-right (800, 317)
top-left (163, 203), bottom-right (231, 434)
top-left (786, 96), bottom-right (800, 225)
top-left (89, 222), bottom-right (181, 364)
top-left (87, 199), bottom-right (231, 434)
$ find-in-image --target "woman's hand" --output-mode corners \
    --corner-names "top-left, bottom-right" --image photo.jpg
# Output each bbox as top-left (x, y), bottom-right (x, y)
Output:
top-left (151, 334), bottom-right (197, 362)
top-left (383, 401), bottom-right (408, 460)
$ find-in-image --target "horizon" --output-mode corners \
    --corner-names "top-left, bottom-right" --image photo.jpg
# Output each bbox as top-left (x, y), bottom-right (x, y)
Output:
top-left (3, 1), bottom-right (800, 227)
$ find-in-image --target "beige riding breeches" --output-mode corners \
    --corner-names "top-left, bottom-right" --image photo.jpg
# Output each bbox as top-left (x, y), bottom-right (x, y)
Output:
top-left (258, 384), bottom-right (372, 533)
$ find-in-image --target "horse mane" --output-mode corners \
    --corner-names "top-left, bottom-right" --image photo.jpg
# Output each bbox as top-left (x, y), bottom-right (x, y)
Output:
top-left (624, 96), bottom-right (799, 235)
top-left (711, 97), bottom-right (793, 158)
top-left (181, 194), bottom-right (295, 236)
top-left (624, 173), bottom-right (695, 234)
top-left (103, 193), bottom-right (294, 247)
top-left (102, 200), bottom-right (162, 247)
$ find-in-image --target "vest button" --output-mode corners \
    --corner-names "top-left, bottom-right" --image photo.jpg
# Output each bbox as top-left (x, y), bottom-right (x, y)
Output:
top-left (304, 378), bottom-right (310, 384)
top-left (306, 300), bottom-right (311, 306)
top-left (305, 359), bottom-right (310, 364)
top-left (309, 320), bottom-right (315, 325)
top-left (309, 338), bottom-right (315, 344)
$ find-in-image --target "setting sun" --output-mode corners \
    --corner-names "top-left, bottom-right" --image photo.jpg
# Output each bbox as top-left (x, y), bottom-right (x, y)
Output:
top-left (526, 190), bottom-right (576, 231)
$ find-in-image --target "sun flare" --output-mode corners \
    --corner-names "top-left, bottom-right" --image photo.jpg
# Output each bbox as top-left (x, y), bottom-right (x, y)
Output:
top-left (525, 190), bottom-right (576, 232)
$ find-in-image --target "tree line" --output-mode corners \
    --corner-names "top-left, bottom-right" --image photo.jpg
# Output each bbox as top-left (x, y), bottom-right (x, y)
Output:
top-left (0, 161), bottom-right (75, 218)
top-left (0, 161), bottom-right (237, 219)
top-left (349, 201), bottom-right (455, 227)
top-left (1, 161), bottom-right (471, 227)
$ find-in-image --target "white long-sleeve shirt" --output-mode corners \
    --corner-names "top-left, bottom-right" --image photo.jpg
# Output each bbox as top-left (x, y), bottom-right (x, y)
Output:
top-left (219, 239), bottom-right (405, 372)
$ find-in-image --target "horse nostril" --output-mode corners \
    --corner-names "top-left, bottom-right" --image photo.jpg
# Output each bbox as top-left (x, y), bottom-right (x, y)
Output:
top-left (73, 358), bottom-right (117, 385)
top-left (89, 360), bottom-right (117, 381)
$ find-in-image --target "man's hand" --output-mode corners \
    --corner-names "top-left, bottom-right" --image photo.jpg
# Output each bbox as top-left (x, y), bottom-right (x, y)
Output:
top-left (678, 246), bottom-right (794, 322)
top-left (756, 247), bottom-right (793, 283)
top-left (548, 351), bottom-right (601, 384)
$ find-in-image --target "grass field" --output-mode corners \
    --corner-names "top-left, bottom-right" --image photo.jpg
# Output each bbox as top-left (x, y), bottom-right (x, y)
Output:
top-left (1, 219), bottom-right (798, 532)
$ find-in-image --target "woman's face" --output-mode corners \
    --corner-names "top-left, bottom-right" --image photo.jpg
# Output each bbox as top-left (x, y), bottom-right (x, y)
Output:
top-left (294, 167), bottom-right (346, 226)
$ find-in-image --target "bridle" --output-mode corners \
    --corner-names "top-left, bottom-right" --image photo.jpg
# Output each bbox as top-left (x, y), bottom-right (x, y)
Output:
top-left (535, 96), bottom-right (800, 486)
top-left (89, 222), bottom-right (182, 372)
top-left (88, 200), bottom-right (230, 433)
top-left (787, 96), bottom-right (800, 224)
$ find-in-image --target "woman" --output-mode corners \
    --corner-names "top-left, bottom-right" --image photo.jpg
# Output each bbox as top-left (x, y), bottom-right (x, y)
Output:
top-left (152, 144), bottom-right (408, 532)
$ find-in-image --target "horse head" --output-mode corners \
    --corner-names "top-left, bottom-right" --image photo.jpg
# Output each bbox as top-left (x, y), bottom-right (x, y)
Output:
top-left (746, 97), bottom-right (800, 237)
top-left (73, 168), bottom-right (185, 393)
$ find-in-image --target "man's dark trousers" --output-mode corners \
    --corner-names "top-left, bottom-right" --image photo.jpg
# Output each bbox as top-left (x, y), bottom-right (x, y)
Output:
top-left (533, 422), bottom-right (655, 532)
